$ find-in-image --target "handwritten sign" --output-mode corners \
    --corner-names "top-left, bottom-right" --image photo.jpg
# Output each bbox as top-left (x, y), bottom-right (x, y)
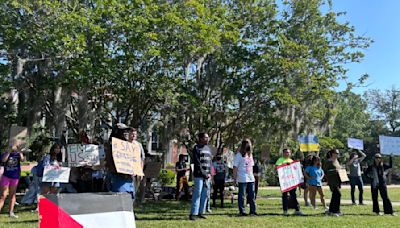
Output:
top-left (338, 169), bottom-right (349, 182)
top-left (347, 138), bottom-right (364, 150)
top-left (276, 161), bottom-right (304, 193)
top-left (111, 137), bottom-right (144, 176)
top-left (379, 135), bottom-right (400, 155)
top-left (42, 166), bottom-right (71, 183)
top-left (67, 144), bottom-right (101, 167)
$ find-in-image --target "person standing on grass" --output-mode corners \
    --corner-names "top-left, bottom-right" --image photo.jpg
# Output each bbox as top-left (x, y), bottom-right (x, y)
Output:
top-left (365, 153), bottom-right (396, 216)
top-left (347, 149), bottom-right (366, 205)
top-left (301, 153), bottom-right (313, 207)
top-left (253, 157), bottom-right (261, 200)
top-left (323, 149), bottom-right (342, 216)
top-left (212, 153), bottom-right (226, 208)
top-left (304, 156), bottom-right (327, 210)
top-left (276, 148), bottom-right (304, 216)
top-left (0, 144), bottom-right (24, 218)
top-left (189, 133), bottom-right (212, 221)
top-left (233, 139), bottom-right (257, 216)
top-left (175, 154), bottom-right (190, 200)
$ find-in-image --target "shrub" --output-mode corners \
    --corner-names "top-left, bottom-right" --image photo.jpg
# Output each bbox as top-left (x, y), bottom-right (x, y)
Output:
top-left (159, 169), bottom-right (175, 186)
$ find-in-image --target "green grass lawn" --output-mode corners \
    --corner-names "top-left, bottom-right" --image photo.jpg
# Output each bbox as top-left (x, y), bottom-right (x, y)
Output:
top-left (1, 187), bottom-right (400, 228)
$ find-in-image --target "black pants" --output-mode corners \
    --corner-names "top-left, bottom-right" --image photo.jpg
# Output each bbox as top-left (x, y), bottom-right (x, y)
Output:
top-left (254, 176), bottom-right (259, 199)
top-left (329, 185), bottom-right (341, 213)
top-left (371, 184), bottom-right (393, 214)
top-left (212, 179), bottom-right (225, 207)
top-left (282, 188), bottom-right (299, 211)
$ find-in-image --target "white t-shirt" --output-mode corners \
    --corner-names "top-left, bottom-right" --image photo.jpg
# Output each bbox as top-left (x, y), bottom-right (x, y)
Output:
top-left (233, 152), bottom-right (255, 183)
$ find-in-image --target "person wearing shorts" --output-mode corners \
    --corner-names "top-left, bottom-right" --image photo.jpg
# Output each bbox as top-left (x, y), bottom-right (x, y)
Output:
top-left (0, 145), bottom-right (24, 218)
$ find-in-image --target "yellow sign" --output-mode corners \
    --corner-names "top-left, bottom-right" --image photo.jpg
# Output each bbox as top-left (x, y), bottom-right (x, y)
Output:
top-left (111, 137), bottom-right (144, 176)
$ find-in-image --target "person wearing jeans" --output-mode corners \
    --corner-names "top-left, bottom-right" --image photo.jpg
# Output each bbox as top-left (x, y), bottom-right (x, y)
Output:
top-left (233, 139), bottom-right (256, 216)
top-left (189, 133), bottom-right (212, 220)
top-left (347, 150), bottom-right (366, 205)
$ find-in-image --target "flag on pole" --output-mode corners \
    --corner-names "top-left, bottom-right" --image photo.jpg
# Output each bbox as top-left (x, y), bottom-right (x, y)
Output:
top-left (298, 135), bottom-right (320, 152)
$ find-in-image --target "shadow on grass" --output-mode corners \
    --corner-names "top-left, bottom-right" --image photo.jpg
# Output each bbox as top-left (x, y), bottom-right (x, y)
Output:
top-left (4, 219), bottom-right (38, 224)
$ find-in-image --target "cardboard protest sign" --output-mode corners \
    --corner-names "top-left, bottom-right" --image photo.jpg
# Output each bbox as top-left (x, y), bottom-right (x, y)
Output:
top-left (111, 137), bottom-right (144, 176)
top-left (67, 144), bottom-right (101, 167)
top-left (9, 126), bottom-right (28, 148)
top-left (42, 166), bottom-right (71, 183)
top-left (338, 169), bottom-right (349, 182)
top-left (276, 160), bottom-right (304, 193)
top-left (39, 193), bottom-right (135, 228)
top-left (298, 135), bottom-right (320, 152)
top-left (347, 138), bottom-right (364, 150)
top-left (379, 135), bottom-right (400, 155)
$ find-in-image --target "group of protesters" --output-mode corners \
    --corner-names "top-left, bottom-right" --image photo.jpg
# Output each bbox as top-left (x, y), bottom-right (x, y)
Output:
top-left (0, 123), bottom-right (146, 219)
top-left (0, 128), bottom-right (397, 220)
top-left (187, 132), bottom-right (397, 220)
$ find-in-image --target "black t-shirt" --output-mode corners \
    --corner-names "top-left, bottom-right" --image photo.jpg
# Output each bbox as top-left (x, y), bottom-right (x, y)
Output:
top-left (176, 161), bottom-right (187, 179)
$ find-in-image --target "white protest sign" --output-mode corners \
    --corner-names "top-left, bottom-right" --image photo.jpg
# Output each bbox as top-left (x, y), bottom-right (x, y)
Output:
top-left (347, 138), bottom-right (364, 150)
top-left (42, 166), bottom-right (71, 183)
top-left (67, 144), bottom-right (101, 167)
top-left (276, 161), bottom-right (304, 193)
top-left (379, 135), bottom-right (400, 155)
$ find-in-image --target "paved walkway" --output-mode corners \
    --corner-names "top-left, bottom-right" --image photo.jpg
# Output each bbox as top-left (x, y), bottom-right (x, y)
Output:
top-left (259, 185), bottom-right (400, 206)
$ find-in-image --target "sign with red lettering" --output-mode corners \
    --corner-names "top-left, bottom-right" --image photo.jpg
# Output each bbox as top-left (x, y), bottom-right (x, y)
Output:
top-left (67, 144), bottom-right (102, 167)
top-left (276, 160), bottom-right (304, 193)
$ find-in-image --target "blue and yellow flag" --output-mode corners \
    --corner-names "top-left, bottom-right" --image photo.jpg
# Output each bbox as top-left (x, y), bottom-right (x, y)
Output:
top-left (298, 135), bottom-right (320, 152)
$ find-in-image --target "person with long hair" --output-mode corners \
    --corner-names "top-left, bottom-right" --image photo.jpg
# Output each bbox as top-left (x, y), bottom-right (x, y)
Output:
top-left (304, 156), bottom-right (327, 210)
top-left (175, 154), bottom-right (190, 200)
top-left (39, 142), bottom-right (64, 194)
top-left (233, 139), bottom-right (257, 216)
top-left (0, 144), bottom-right (24, 218)
top-left (323, 149), bottom-right (342, 216)
top-left (365, 153), bottom-right (396, 216)
top-left (276, 148), bottom-right (303, 216)
top-left (347, 149), bottom-right (366, 205)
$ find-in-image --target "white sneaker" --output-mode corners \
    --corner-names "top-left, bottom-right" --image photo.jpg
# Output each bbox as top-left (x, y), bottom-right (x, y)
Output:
top-left (9, 212), bottom-right (18, 218)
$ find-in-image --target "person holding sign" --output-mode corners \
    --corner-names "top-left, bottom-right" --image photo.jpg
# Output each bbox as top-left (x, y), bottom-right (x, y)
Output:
top-left (365, 153), bottom-right (396, 216)
top-left (233, 140), bottom-right (257, 216)
top-left (0, 144), bottom-right (24, 218)
top-left (347, 149), bottom-right (366, 205)
top-left (38, 142), bottom-right (66, 194)
top-left (105, 124), bottom-right (136, 200)
top-left (275, 148), bottom-right (304, 216)
top-left (189, 133), bottom-right (212, 221)
top-left (323, 149), bottom-right (342, 216)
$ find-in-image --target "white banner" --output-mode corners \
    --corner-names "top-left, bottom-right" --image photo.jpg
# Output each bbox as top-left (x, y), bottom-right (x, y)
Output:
top-left (379, 135), bottom-right (400, 155)
top-left (42, 166), bottom-right (71, 183)
top-left (276, 161), bottom-right (304, 193)
top-left (67, 144), bottom-right (102, 167)
top-left (347, 138), bottom-right (364, 150)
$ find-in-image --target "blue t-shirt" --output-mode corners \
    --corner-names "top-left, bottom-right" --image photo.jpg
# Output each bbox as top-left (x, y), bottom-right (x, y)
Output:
top-left (305, 165), bottom-right (324, 186)
top-left (2, 151), bottom-right (21, 179)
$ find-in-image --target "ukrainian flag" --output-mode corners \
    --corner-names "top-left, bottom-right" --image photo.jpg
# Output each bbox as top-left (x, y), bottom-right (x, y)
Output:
top-left (298, 135), bottom-right (320, 152)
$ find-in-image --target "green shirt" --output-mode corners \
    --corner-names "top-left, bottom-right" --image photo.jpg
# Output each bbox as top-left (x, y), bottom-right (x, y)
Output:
top-left (275, 157), bottom-right (293, 166)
